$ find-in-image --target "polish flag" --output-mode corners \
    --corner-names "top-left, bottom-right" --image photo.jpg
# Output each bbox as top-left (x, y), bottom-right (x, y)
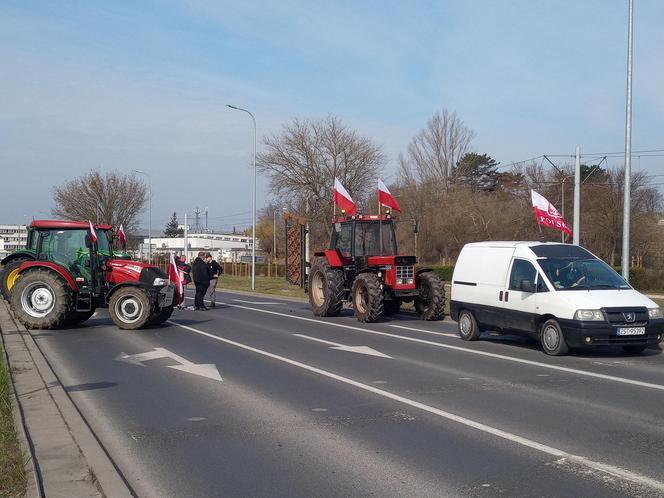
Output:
top-left (378, 179), bottom-right (401, 212)
top-left (531, 190), bottom-right (572, 236)
top-left (333, 178), bottom-right (357, 215)
top-left (88, 221), bottom-right (97, 243)
top-left (117, 224), bottom-right (127, 248)
top-left (168, 252), bottom-right (184, 305)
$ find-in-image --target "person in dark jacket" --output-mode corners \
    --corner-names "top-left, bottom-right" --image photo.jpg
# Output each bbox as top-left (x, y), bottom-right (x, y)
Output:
top-left (205, 253), bottom-right (223, 308)
top-left (192, 251), bottom-right (210, 310)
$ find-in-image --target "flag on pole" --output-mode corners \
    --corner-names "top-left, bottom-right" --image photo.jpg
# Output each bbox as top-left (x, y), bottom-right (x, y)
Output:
top-left (377, 179), bottom-right (401, 212)
top-left (168, 252), bottom-right (184, 305)
top-left (117, 224), bottom-right (127, 248)
top-left (531, 190), bottom-right (572, 236)
top-left (333, 178), bottom-right (357, 215)
top-left (88, 220), bottom-right (97, 243)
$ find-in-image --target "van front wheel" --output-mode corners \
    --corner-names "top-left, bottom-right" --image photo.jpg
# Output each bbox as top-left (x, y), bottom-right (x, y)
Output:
top-left (540, 319), bottom-right (569, 356)
top-left (458, 310), bottom-right (481, 341)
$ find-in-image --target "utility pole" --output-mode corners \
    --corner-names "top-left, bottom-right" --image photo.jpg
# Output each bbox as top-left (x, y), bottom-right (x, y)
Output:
top-left (621, 0), bottom-right (634, 281)
top-left (205, 207), bottom-right (208, 233)
top-left (184, 213), bottom-right (189, 261)
top-left (573, 146), bottom-right (581, 245)
top-left (194, 207), bottom-right (201, 233)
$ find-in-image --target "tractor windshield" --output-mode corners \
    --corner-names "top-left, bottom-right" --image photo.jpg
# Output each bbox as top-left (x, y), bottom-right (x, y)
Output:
top-left (39, 229), bottom-right (92, 282)
top-left (354, 222), bottom-right (397, 257)
top-left (96, 229), bottom-right (112, 257)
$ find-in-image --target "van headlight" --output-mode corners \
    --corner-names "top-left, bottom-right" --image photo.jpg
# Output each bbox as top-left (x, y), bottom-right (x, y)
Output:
top-left (574, 309), bottom-right (605, 321)
top-left (648, 307), bottom-right (663, 319)
top-left (153, 277), bottom-right (169, 286)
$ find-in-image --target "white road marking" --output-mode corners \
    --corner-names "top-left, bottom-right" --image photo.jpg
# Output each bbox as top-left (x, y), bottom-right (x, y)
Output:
top-left (186, 298), bottom-right (664, 393)
top-left (389, 324), bottom-right (457, 338)
top-left (232, 299), bottom-right (281, 305)
top-left (293, 334), bottom-right (392, 358)
top-left (167, 318), bottom-right (664, 493)
top-left (116, 347), bottom-right (223, 382)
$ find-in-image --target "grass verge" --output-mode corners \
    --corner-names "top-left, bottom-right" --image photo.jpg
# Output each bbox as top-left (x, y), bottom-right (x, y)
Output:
top-left (0, 340), bottom-right (27, 498)
top-left (217, 275), bottom-right (307, 299)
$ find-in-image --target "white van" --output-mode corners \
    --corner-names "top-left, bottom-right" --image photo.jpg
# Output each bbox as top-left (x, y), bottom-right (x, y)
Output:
top-left (450, 242), bottom-right (664, 355)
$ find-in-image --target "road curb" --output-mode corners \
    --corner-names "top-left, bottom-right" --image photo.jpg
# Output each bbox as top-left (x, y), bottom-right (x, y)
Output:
top-left (0, 300), bottom-right (133, 498)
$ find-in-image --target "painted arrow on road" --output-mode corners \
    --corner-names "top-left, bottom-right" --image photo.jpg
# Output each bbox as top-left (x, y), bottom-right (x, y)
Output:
top-left (115, 347), bottom-right (223, 382)
top-left (293, 334), bottom-right (392, 358)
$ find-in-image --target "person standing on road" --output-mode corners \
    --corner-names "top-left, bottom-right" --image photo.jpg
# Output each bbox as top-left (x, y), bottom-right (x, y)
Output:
top-left (192, 251), bottom-right (210, 310)
top-left (205, 253), bottom-right (223, 308)
top-left (175, 254), bottom-right (192, 309)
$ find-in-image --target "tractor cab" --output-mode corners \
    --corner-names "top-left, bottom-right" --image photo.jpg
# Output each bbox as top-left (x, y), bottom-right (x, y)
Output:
top-left (331, 214), bottom-right (397, 261)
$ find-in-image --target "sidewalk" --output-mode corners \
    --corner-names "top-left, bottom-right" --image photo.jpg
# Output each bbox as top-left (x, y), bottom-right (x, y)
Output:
top-left (0, 300), bottom-right (132, 498)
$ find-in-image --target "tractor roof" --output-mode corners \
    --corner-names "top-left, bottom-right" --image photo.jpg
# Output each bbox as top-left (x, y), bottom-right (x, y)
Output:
top-left (31, 220), bottom-right (113, 230)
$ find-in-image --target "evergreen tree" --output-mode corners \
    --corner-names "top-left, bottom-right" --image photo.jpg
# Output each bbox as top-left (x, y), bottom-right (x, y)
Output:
top-left (452, 152), bottom-right (500, 192)
top-left (164, 212), bottom-right (183, 237)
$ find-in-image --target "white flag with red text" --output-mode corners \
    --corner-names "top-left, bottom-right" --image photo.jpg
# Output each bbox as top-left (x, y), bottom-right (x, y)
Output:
top-left (168, 252), bottom-right (183, 305)
top-left (333, 178), bottom-right (357, 215)
top-left (531, 190), bottom-right (572, 236)
top-left (117, 224), bottom-right (126, 248)
top-left (377, 178), bottom-right (401, 212)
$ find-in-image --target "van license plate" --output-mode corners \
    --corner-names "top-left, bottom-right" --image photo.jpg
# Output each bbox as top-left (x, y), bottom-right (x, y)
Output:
top-left (617, 327), bottom-right (646, 336)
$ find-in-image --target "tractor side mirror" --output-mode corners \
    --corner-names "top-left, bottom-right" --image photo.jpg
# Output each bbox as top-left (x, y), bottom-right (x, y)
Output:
top-left (334, 223), bottom-right (342, 233)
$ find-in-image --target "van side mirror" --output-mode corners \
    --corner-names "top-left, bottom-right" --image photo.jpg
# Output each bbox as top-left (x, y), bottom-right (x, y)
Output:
top-left (520, 280), bottom-right (536, 293)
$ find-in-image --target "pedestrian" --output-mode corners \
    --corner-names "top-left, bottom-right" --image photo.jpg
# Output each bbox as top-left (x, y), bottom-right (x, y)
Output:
top-left (175, 255), bottom-right (192, 309)
top-left (205, 253), bottom-right (223, 307)
top-left (192, 251), bottom-right (210, 310)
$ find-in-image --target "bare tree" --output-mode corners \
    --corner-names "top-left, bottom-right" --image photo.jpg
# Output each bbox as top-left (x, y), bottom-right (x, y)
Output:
top-left (52, 170), bottom-right (147, 232)
top-left (258, 115), bottom-right (385, 249)
top-left (399, 109), bottom-right (474, 192)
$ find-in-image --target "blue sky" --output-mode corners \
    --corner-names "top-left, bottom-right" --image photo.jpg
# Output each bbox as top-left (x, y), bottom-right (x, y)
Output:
top-left (1, 1), bottom-right (663, 231)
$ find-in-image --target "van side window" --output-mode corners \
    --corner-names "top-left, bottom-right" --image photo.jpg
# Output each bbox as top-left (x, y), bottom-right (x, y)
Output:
top-left (509, 259), bottom-right (537, 291)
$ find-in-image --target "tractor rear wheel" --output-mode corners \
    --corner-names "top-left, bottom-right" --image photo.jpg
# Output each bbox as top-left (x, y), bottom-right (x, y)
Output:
top-left (10, 269), bottom-right (72, 329)
top-left (109, 287), bottom-right (153, 330)
top-left (150, 305), bottom-right (174, 325)
top-left (414, 271), bottom-right (445, 321)
top-left (1, 258), bottom-right (30, 300)
top-left (352, 273), bottom-right (384, 323)
top-left (309, 258), bottom-right (345, 317)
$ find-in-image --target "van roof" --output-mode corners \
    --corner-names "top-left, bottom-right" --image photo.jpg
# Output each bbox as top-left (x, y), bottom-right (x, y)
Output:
top-left (463, 241), bottom-right (595, 259)
top-left (463, 241), bottom-right (562, 248)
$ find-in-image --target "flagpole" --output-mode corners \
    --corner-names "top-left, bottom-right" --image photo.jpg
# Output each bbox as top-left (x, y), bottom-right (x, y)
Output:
top-left (378, 180), bottom-right (383, 255)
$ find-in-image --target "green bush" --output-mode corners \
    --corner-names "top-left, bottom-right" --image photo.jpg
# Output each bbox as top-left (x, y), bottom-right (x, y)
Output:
top-left (613, 267), bottom-right (664, 292)
top-left (421, 265), bottom-right (455, 282)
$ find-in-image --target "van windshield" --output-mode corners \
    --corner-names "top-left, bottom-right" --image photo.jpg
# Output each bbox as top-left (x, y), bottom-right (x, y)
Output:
top-left (537, 258), bottom-right (631, 291)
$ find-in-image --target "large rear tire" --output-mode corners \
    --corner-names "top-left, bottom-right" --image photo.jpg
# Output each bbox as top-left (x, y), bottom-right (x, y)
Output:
top-left (1, 258), bottom-right (30, 300)
top-left (10, 269), bottom-right (72, 329)
top-left (352, 273), bottom-right (383, 322)
top-left (109, 287), bottom-right (153, 330)
top-left (308, 258), bottom-right (345, 317)
top-left (414, 271), bottom-right (445, 321)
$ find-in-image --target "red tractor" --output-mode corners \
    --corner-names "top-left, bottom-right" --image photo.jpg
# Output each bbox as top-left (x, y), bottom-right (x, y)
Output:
top-left (0, 220), bottom-right (175, 330)
top-left (308, 213), bottom-right (445, 322)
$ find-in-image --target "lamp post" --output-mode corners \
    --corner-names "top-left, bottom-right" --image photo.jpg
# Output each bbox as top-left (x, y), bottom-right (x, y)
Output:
top-left (621, 0), bottom-right (634, 280)
top-left (133, 169), bottom-right (152, 263)
top-left (226, 104), bottom-right (257, 290)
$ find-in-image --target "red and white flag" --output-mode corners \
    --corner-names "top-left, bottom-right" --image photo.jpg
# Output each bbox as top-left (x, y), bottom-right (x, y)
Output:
top-left (117, 224), bottom-right (127, 248)
top-left (531, 190), bottom-right (572, 236)
top-left (378, 178), bottom-right (401, 212)
top-left (333, 178), bottom-right (357, 215)
top-left (88, 221), bottom-right (97, 243)
top-left (168, 252), bottom-right (184, 305)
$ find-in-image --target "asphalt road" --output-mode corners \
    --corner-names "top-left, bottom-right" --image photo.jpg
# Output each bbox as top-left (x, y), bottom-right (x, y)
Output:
top-left (30, 289), bottom-right (664, 497)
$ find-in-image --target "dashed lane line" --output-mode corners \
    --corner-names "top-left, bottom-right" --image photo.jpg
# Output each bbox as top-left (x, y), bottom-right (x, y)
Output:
top-left (167, 318), bottom-right (664, 495)
top-left (183, 297), bottom-right (664, 392)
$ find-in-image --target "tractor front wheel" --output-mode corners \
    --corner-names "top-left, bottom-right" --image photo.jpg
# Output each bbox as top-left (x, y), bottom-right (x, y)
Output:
top-left (109, 287), bottom-right (153, 330)
top-left (309, 258), bottom-right (345, 317)
top-left (414, 271), bottom-right (445, 321)
top-left (10, 269), bottom-right (72, 329)
top-left (150, 305), bottom-right (174, 326)
top-left (1, 258), bottom-right (30, 300)
top-left (352, 273), bottom-right (384, 323)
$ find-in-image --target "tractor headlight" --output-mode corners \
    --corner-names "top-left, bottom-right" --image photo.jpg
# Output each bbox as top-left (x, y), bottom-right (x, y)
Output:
top-left (153, 277), bottom-right (169, 286)
top-left (574, 309), bottom-right (605, 321)
top-left (407, 278), bottom-right (414, 285)
top-left (396, 278), bottom-right (403, 285)
top-left (648, 307), bottom-right (663, 319)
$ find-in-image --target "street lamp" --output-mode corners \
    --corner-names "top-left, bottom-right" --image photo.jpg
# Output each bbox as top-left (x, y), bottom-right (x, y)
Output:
top-left (227, 104), bottom-right (257, 290)
top-left (133, 169), bottom-right (152, 263)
